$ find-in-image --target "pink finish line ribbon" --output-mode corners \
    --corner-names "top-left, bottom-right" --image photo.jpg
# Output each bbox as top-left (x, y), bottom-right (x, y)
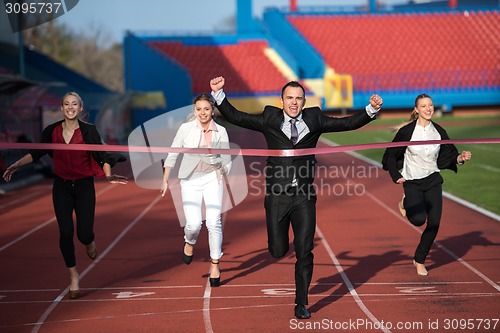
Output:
top-left (0, 138), bottom-right (499, 157)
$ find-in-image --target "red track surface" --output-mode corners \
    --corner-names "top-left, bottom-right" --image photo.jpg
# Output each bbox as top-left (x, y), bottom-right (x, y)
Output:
top-left (1, 129), bottom-right (499, 333)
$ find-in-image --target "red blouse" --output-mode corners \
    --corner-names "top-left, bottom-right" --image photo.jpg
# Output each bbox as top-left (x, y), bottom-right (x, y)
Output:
top-left (51, 124), bottom-right (99, 180)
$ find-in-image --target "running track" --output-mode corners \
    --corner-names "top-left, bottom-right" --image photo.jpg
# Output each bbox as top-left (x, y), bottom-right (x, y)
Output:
top-left (0, 127), bottom-right (499, 333)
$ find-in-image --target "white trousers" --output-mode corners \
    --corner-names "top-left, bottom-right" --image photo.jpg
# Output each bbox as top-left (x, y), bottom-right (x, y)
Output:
top-left (180, 171), bottom-right (223, 260)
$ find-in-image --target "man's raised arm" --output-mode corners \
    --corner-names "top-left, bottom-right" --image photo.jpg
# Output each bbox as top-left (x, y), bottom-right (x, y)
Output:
top-left (209, 76), bottom-right (264, 132)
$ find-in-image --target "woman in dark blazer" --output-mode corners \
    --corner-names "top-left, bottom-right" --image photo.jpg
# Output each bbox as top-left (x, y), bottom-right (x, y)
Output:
top-left (382, 93), bottom-right (471, 276)
top-left (3, 92), bottom-right (127, 299)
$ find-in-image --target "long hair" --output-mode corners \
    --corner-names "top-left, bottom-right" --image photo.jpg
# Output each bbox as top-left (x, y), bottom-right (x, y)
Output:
top-left (186, 93), bottom-right (217, 122)
top-left (393, 93), bottom-right (432, 131)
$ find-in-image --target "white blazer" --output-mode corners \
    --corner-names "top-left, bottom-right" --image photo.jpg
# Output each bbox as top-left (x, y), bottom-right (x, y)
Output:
top-left (164, 120), bottom-right (232, 179)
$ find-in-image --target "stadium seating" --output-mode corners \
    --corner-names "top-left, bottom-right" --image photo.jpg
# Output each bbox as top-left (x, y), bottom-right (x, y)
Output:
top-left (1, 87), bottom-right (60, 142)
top-left (288, 10), bottom-right (499, 92)
top-left (149, 40), bottom-right (290, 95)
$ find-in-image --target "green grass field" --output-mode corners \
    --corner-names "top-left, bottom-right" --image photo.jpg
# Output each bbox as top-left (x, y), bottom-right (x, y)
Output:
top-left (322, 114), bottom-right (500, 215)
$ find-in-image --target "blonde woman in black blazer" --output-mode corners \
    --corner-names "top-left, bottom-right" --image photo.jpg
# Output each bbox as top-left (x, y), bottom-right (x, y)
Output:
top-left (383, 93), bottom-right (471, 276)
top-left (3, 92), bottom-right (127, 299)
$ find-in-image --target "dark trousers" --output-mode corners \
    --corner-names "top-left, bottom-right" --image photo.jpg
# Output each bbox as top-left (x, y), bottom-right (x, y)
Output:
top-left (52, 176), bottom-right (96, 267)
top-left (264, 190), bottom-right (316, 305)
top-left (403, 172), bottom-right (443, 264)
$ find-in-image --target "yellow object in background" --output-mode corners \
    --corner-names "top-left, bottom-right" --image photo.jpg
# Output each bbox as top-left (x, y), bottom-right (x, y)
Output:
top-left (324, 73), bottom-right (353, 109)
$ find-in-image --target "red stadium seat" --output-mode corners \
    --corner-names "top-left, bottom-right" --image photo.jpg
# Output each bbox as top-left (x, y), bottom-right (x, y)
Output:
top-left (288, 10), bottom-right (499, 92)
top-left (150, 40), bottom-right (289, 94)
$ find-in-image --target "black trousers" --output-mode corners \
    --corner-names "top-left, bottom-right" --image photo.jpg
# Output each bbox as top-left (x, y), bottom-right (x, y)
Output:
top-left (52, 176), bottom-right (96, 267)
top-left (264, 189), bottom-right (316, 305)
top-left (403, 172), bottom-right (443, 264)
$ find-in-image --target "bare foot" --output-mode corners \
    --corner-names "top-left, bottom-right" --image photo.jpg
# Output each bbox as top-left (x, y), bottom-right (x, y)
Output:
top-left (413, 260), bottom-right (428, 276)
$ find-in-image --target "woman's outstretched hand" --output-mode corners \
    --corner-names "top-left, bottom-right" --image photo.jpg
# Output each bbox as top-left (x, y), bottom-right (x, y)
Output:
top-left (106, 174), bottom-right (128, 184)
top-left (458, 151), bottom-right (472, 163)
top-left (160, 181), bottom-right (169, 197)
top-left (2, 162), bottom-right (19, 182)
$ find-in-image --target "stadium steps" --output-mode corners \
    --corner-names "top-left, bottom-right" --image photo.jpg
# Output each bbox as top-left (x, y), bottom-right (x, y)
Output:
top-left (262, 47), bottom-right (298, 82)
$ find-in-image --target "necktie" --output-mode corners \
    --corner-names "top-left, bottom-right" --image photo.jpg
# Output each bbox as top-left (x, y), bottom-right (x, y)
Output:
top-left (290, 118), bottom-right (298, 145)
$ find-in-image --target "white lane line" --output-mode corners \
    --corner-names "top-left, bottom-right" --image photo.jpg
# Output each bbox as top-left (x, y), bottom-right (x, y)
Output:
top-left (478, 164), bottom-right (500, 172)
top-left (432, 239), bottom-right (500, 292)
top-left (0, 184), bottom-right (120, 252)
top-left (212, 283), bottom-right (296, 287)
top-left (202, 281), bottom-right (482, 287)
top-left (3, 292), bottom-right (498, 306)
top-left (5, 293), bottom-right (499, 332)
top-left (319, 139), bottom-right (500, 290)
top-left (0, 189), bottom-right (46, 210)
top-left (365, 191), bottom-right (500, 293)
top-left (81, 285), bottom-right (203, 290)
top-left (319, 138), bottom-right (500, 222)
top-left (31, 194), bottom-right (162, 333)
top-left (367, 293), bottom-right (498, 296)
top-left (1, 303), bottom-right (297, 331)
top-left (203, 279), bottom-right (214, 333)
top-left (0, 289), bottom-right (60, 292)
top-left (467, 144), bottom-right (500, 153)
top-left (0, 217), bottom-right (56, 253)
top-left (356, 281), bottom-right (482, 285)
top-left (316, 226), bottom-right (392, 333)
top-left (202, 201), bottom-right (230, 333)
top-left (442, 191), bottom-right (500, 222)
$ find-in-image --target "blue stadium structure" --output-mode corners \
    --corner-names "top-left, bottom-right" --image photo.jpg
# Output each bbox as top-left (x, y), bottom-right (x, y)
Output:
top-left (0, 43), bottom-right (113, 143)
top-left (125, 0), bottom-right (499, 128)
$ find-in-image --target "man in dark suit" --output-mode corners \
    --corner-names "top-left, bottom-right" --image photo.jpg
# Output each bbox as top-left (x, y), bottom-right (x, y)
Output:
top-left (210, 76), bottom-right (383, 319)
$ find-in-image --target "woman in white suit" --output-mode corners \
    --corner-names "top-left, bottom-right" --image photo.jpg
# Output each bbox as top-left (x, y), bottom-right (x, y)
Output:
top-left (161, 93), bottom-right (231, 287)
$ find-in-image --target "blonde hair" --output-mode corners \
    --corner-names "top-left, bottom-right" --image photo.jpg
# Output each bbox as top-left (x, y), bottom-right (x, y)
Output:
top-left (393, 93), bottom-right (432, 131)
top-left (61, 91), bottom-right (84, 108)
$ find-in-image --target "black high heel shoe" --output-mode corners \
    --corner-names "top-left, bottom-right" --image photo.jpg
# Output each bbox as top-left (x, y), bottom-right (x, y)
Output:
top-left (69, 289), bottom-right (80, 299)
top-left (209, 260), bottom-right (221, 287)
top-left (182, 242), bottom-right (193, 265)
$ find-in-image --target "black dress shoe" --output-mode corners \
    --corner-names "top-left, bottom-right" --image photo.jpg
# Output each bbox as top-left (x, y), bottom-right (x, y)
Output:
top-left (294, 305), bottom-right (311, 319)
top-left (182, 242), bottom-right (193, 265)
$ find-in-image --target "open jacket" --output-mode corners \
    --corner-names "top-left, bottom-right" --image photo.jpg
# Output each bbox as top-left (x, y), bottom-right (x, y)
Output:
top-left (382, 120), bottom-right (459, 183)
top-left (163, 119), bottom-right (232, 179)
top-left (217, 97), bottom-right (375, 191)
top-left (29, 119), bottom-right (126, 177)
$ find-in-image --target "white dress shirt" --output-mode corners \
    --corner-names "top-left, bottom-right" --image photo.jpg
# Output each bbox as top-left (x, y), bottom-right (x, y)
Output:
top-left (401, 122), bottom-right (441, 180)
top-left (211, 89), bottom-right (379, 128)
top-left (281, 112), bottom-right (309, 143)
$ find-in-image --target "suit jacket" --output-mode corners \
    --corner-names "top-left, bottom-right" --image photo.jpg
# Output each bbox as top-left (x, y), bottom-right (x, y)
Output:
top-left (29, 119), bottom-right (126, 177)
top-left (164, 119), bottom-right (231, 179)
top-left (217, 97), bottom-right (375, 192)
top-left (382, 120), bottom-right (459, 183)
